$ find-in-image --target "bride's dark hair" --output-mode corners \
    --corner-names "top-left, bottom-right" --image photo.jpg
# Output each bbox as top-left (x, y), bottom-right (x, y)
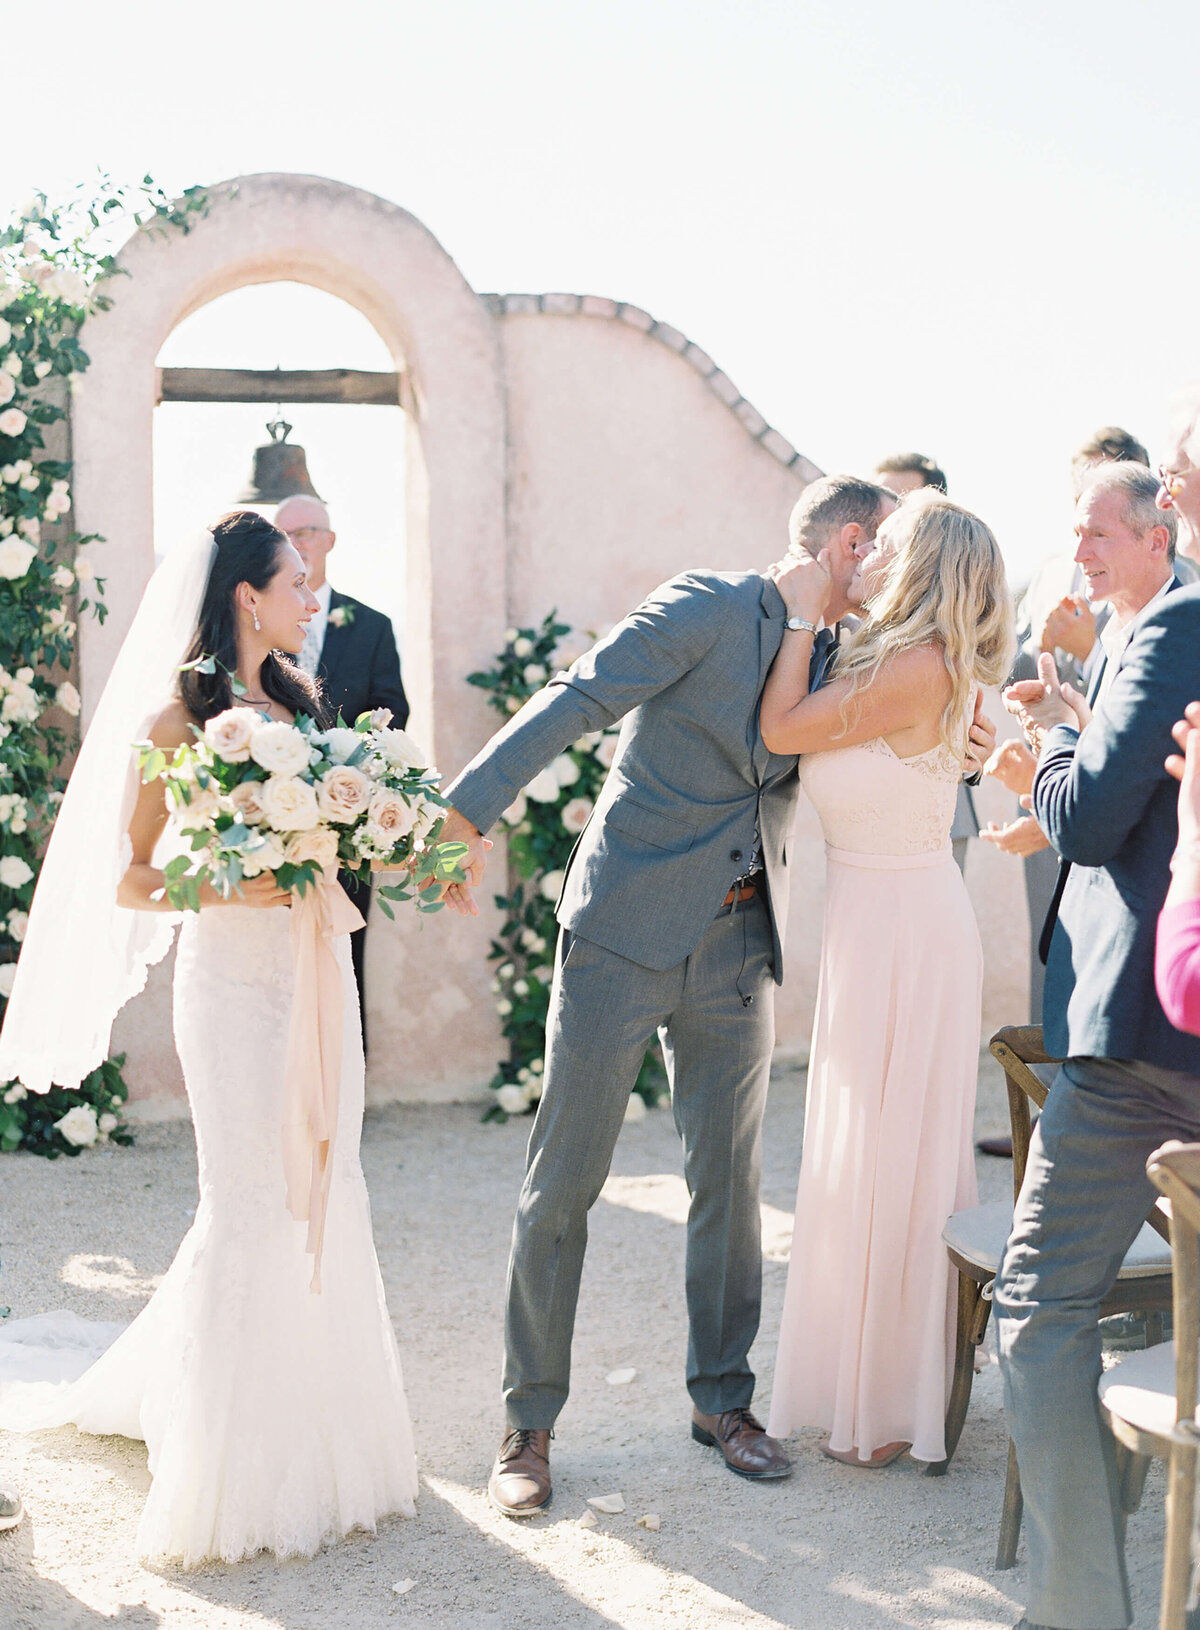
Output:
top-left (178, 510), bottom-right (329, 725)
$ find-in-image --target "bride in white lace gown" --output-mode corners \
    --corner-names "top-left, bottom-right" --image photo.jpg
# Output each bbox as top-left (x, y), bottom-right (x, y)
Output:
top-left (0, 512), bottom-right (417, 1566)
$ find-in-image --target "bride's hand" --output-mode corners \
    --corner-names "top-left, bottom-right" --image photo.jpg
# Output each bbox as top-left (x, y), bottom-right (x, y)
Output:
top-left (203, 872), bottom-right (291, 909)
top-left (769, 547), bottom-right (833, 623)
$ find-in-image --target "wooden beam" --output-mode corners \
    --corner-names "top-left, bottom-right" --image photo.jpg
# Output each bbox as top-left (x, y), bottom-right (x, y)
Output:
top-left (157, 366), bottom-right (402, 406)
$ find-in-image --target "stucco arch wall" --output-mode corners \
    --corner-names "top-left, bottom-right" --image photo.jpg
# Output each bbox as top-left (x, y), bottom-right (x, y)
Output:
top-left (72, 174), bottom-right (509, 1107)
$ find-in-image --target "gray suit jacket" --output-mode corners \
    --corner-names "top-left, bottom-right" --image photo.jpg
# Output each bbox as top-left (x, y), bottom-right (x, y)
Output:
top-left (1034, 583), bottom-right (1200, 1072)
top-left (446, 571), bottom-right (803, 981)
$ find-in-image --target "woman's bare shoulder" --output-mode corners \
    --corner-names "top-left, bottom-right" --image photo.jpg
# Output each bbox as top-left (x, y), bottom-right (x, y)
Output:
top-left (883, 641), bottom-right (951, 690)
top-left (143, 698), bottom-right (201, 751)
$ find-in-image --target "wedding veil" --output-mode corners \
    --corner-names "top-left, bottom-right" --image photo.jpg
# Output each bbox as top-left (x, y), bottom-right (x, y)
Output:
top-left (0, 532), bottom-right (218, 1094)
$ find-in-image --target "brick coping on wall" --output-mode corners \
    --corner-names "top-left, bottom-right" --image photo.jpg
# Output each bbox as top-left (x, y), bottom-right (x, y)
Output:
top-left (479, 292), bottom-right (823, 483)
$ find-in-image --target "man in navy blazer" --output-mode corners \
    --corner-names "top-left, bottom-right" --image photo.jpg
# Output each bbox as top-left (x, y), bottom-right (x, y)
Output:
top-left (995, 513), bottom-right (1200, 1627)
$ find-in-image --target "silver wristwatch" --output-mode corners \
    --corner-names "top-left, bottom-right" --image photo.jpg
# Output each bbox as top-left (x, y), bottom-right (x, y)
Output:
top-left (784, 615), bottom-right (817, 634)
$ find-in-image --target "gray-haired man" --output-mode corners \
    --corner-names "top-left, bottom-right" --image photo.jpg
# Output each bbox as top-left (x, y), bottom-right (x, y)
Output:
top-left (439, 476), bottom-right (948, 1515)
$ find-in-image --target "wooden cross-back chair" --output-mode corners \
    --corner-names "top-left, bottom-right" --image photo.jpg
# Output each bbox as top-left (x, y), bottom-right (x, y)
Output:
top-left (931, 1025), bottom-right (1173, 1572)
top-left (1100, 1142), bottom-right (1200, 1630)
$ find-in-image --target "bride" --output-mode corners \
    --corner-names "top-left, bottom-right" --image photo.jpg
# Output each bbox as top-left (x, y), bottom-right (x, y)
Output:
top-left (0, 510), bottom-right (417, 1566)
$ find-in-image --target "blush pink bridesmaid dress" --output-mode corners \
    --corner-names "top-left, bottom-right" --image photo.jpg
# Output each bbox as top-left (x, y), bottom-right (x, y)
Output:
top-left (767, 730), bottom-right (982, 1463)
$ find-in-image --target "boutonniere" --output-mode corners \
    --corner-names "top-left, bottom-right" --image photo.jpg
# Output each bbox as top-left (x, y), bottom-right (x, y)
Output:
top-left (328, 605), bottom-right (355, 629)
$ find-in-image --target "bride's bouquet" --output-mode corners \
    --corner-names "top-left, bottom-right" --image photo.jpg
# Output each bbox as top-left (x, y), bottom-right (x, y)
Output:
top-left (136, 706), bottom-right (465, 916)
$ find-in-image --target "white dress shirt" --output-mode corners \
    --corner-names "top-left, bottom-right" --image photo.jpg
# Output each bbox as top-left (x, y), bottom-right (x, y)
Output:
top-left (1094, 575), bottom-right (1174, 708)
top-left (298, 580), bottom-right (333, 677)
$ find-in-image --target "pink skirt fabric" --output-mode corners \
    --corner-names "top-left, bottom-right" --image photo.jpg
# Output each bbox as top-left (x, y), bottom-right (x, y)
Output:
top-left (767, 845), bottom-right (982, 1462)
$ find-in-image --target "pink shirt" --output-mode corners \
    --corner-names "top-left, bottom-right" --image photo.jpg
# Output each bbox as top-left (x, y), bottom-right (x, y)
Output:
top-left (1156, 898), bottom-right (1200, 1036)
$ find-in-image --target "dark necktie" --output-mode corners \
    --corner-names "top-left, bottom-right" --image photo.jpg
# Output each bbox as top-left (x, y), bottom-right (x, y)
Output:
top-left (810, 626), bottom-right (839, 692)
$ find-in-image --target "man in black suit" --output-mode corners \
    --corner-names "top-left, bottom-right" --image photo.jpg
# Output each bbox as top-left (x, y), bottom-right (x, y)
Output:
top-left (275, 495), bottom-right (409, 1047)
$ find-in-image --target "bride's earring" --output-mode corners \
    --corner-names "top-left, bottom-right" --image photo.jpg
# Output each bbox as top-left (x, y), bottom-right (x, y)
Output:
top-left (252, 608), bottom-right (261, 632)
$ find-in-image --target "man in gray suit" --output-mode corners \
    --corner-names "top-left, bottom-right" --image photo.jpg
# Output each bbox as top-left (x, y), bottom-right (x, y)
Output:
top-left (996, 451), bottom-right (1200, 1628)
top-left (438, 475), bottom-right (900, 1515)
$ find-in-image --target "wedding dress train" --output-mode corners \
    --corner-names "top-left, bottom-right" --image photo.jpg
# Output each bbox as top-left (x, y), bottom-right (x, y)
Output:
top-left (0, 902), bottom-right (418, 1566)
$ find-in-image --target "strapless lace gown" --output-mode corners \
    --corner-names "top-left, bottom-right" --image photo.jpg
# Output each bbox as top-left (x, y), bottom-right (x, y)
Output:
top-left (766, 736), bottom-right (981, 1462)
top-left (0, 904), bottom-right (418, 1566)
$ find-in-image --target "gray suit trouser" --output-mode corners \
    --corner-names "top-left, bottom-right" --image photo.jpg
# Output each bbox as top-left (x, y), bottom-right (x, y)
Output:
top-left (995, 1057), bottom-right (1200, 1629)
top-left (504, 892), bottom-right (776, 1428)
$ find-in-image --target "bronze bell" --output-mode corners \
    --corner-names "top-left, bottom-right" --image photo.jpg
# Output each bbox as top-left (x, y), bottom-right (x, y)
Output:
top-left (236, 416), bottom-right (323, 504)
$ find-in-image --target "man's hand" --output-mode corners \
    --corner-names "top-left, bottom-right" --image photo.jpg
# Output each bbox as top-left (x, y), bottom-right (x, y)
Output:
top-left (980, 815), bottom-right (1052, 858)
top-left (1003, 652), bottom-right (1088, 754)
top-left (1038, 594), bottom-right (1096, 664)
top-left (436, 805), bottom-right (492, 917)
top-left (964, 691), bottom-right (996, 777)
top-left (984, 737), bottom-right (1037, 797)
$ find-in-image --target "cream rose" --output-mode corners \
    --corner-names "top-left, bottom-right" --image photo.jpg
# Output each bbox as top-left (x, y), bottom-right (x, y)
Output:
top-left (177, 784), bottom-right (222, 830)
top-left (316, 764), bottom-right (373, 824)
top-left (365, 788), bottom-right (417, 850)
top-left (258, 774), bottom-right (321, 833)
top-left (561, 796), bottom-right (594, 835)
top-left (497, 1084), bottom-right (527, 1115)
top-left (54, 1104), bottom-right (99, 1147)
top-left (540, 868), bottom-right (566, 902)
top-left (550, 753), bottom-right (580, 788)
top-left (595, 734), bottom-right (620, 769)
top-left (55, 681), bottom-right (80, 717)
top-left (0, 854), bottom-right (33, 889)
top-left (228, 780), bottom-right (267, 825)
top-left (315, 726), bottom-right (361, 765)
top-left (376, 727), bottom-right (426, 772)
top-left (0, 537), bottom-right (36, 581)
top-left (240, 830), bottom-right (286, 877)
top-left (0, 408), bottom-right (27, 437)
top-left (0, 373), bottom-right (13, 408)
top-left (249, 720), bottom-right (310, 776)
top-left (525, 766), bottom-right (560, 804)
top-left (202, 707), bottom-right (256, 763)
top-left (285, 826), bottom-right (340, 875)
top-left (0, 963), bottom-right (15, 998)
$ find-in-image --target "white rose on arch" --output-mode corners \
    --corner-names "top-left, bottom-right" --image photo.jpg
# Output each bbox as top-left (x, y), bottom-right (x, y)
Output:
top-left (0, 963), bottom-right (16, 998)
top-left (551, 754), bottom-right (580, 788)
top-left (595, 734), bottom-right (620, 769)
top-left (501, 791), bottom-right (528, 827)
top-left (524, 767), bottom-right (560, 804)
top-left (497, 1083), bottom-right (527, 1115)
top-left (55, 1103), bottom-right (99, 1147)
top-left (540, 868), bottom-right (566, 903)
top-left (0, 854), bottom-right (34, 890)
top-left (0, 372), bottom-right (14, 407)
top-left (561, 796), bottom-right (594, 835)
top-left (0, 537), bottom-right (36, 581)
top-left (55, 681), bottom-right (81, 718)
top-left (0, 407), bottom-right (27, 437)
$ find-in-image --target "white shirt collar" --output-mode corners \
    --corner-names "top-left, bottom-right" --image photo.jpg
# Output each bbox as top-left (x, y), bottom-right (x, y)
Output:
top-left (1100, 574), bottom-right (1173, 666)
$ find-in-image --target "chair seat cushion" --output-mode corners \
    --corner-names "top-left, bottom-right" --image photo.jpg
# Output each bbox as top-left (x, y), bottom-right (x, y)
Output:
top-left (1099, 1341), bottom-right (1186, 1439)
top-left (943, 1200), bottom-right (1172, 1279)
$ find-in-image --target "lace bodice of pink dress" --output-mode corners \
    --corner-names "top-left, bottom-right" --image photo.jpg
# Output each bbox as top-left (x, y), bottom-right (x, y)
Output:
top-left (796, 734), bottom-right (962, 857)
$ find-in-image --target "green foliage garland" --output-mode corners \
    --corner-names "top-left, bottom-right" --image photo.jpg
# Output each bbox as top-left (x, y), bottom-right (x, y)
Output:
top-left (468, 613), bottom-right (667, 1122)
top-left (0, 176), bottom-right (207, 1156)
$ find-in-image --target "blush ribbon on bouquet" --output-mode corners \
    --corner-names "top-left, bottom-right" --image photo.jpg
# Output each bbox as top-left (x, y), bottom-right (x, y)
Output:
top-left (281, 876), bottom-right (365, 1292)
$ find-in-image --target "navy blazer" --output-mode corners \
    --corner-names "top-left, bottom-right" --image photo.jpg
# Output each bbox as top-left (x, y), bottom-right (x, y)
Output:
top-left (318, 589), bottom-right (409, 730)
top-left (1035, 583), bottom-right (1200, 1072)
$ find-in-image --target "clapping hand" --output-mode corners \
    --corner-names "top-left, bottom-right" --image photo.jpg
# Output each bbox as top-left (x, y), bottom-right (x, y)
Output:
top-left (980, 815), bottom-right (1051, 857)
top-left (1003, 652), bottom-right (1092, 755)
top-left (983, 737), bottom-right (1037, 797)
top-left (1039, 594), bottom-right (1095, 664)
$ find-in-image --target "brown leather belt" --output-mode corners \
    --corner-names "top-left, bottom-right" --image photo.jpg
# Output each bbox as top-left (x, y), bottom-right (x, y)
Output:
top-left (721, 881), bottom-right (758, 909)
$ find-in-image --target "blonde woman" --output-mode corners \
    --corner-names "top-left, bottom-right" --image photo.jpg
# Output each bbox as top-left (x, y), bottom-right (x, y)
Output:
top-left (762, 489), bottom-right (1014, 1468)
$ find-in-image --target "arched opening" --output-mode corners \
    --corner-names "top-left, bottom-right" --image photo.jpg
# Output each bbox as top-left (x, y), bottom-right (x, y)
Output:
top-left (153, 282), bottom-right (406, 642)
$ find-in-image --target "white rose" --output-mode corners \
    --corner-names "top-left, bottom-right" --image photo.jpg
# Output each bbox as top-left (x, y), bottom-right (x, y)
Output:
top-left (0, 408), bottom-right (27, 437)
top-left (497, 962), bottom-right (514, 980)
top-left (0, 319), bottom-right (10, 346)
top-left (0, 537), bottom-right (35, 580)
top-left (526, 1076), bottom-right (543, 1102)
top-left (16, 517), bottom-right (39, 543)
top-left (523, 663), bottom-right (547, 686)
top-left (316, 764), bottom-right (373, 824)
top-left (3, 1081), bottom-right (26, 1103)
top-left (18, 473), bottom-right (37, 491)
top-left (624, 1094), bottom-right (647, 1123)
top-left (0, 373), bottom-right (13, 407)
top-left (249, 720), bottom-right (310, 776)
top-left (0, 963), bottom-right (15, 998)
top-left (15, 668), bottom-right (32, 683)
top-left (313, 726), bottom-right (362, 765)
top-left (368, 707), bottom-right (393, 730)
top-left (258, 774), bottom-right (321, 832)
top-left (501, 791), bottom-right (528, 826)
top-left (46, 267), bottom-right (87, 306)
top-left (376, 727), bottom-right (426, 771)
top-left (44, 487), bottom-right (70, 516)
top-left (512, 636), bottom-right (534, 658)
top-left (530, 1057), bottom-right (545, 1074)
top-left (504, 627), bottom-right (519, 644)
top-left (365, 787), bottom-right (417, 848)
top-left (505, 696), bottom-right (522, 714)
top-left (176, 783), bottom-right (222, 830)
top-left (525, 767), bottom-right (561, 804)
top-left (0, 855), bottom-right (33, 889)
top-left (497, 1084), bottom-right (526, 1114)
top-left (33, 360), bottom-right (51, 380)
top-left (561, 796), bottom-right (594, 835)
top-left (228, 780), bottom-right (267, 825)
top-left (54, 1104), bottom-right (99, 1147)
top-left (98, 1113), bottom-right (118, 1134)
top-left (551, 754), bottom-right (580, 788)
top-left (1, 684), bottom-right (39, 724)
top-left (55, 681), bottom-right (80, 717)
top-left (540, 869), bottom-right (566, 902)
top-left (595, 735), bottom-right (620, 769)
top-left (513, 979), bottom-right (530, 996)
top-left (73, 551), bottom-right (94, 579)
top-left (51, 564), bottom-right (73, 589)
top-left (3, 355), bottom-right (21, 380)
top-left (6, 910), bottom-right (28, 942)
top-left (519, 927), bottom-right (539, 949)
top-left (495, 999), bottom-right (513, 1018)
top-left (284, 825), bottom-right (340, 875)
top-left (0, 286), bottom-right (16, 311)
top-left (203, 707), bottom-right (256, 763)
top-left (240, 830), bottom-right (287, 876)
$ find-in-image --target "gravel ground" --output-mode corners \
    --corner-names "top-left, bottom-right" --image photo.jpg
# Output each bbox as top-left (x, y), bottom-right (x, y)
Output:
top-left (0, 1052), bottom-right (1167, 1630)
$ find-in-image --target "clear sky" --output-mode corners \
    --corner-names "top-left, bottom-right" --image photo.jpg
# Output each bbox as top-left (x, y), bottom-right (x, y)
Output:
top-left (8, 0), bottom-right (1200, 609)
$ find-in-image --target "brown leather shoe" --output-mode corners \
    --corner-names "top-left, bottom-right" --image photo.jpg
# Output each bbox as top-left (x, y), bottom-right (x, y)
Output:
top-left (488, 1428), bottom-right (552, 1517)
top-left (691, 1406), bottom-right (792, 1479)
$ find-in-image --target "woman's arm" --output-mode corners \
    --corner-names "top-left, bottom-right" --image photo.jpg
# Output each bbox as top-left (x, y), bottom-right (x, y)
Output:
top-left (117, 702), bottom-right (288, 911)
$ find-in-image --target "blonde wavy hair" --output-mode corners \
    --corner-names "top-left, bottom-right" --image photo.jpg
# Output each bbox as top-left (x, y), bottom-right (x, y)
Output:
top-left (832, 488), bottom-right (1015, 756)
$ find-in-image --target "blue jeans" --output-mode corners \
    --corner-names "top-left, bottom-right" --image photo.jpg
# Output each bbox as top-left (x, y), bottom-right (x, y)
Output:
top-left (994, 1057), bottom-right (1200, 1630)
